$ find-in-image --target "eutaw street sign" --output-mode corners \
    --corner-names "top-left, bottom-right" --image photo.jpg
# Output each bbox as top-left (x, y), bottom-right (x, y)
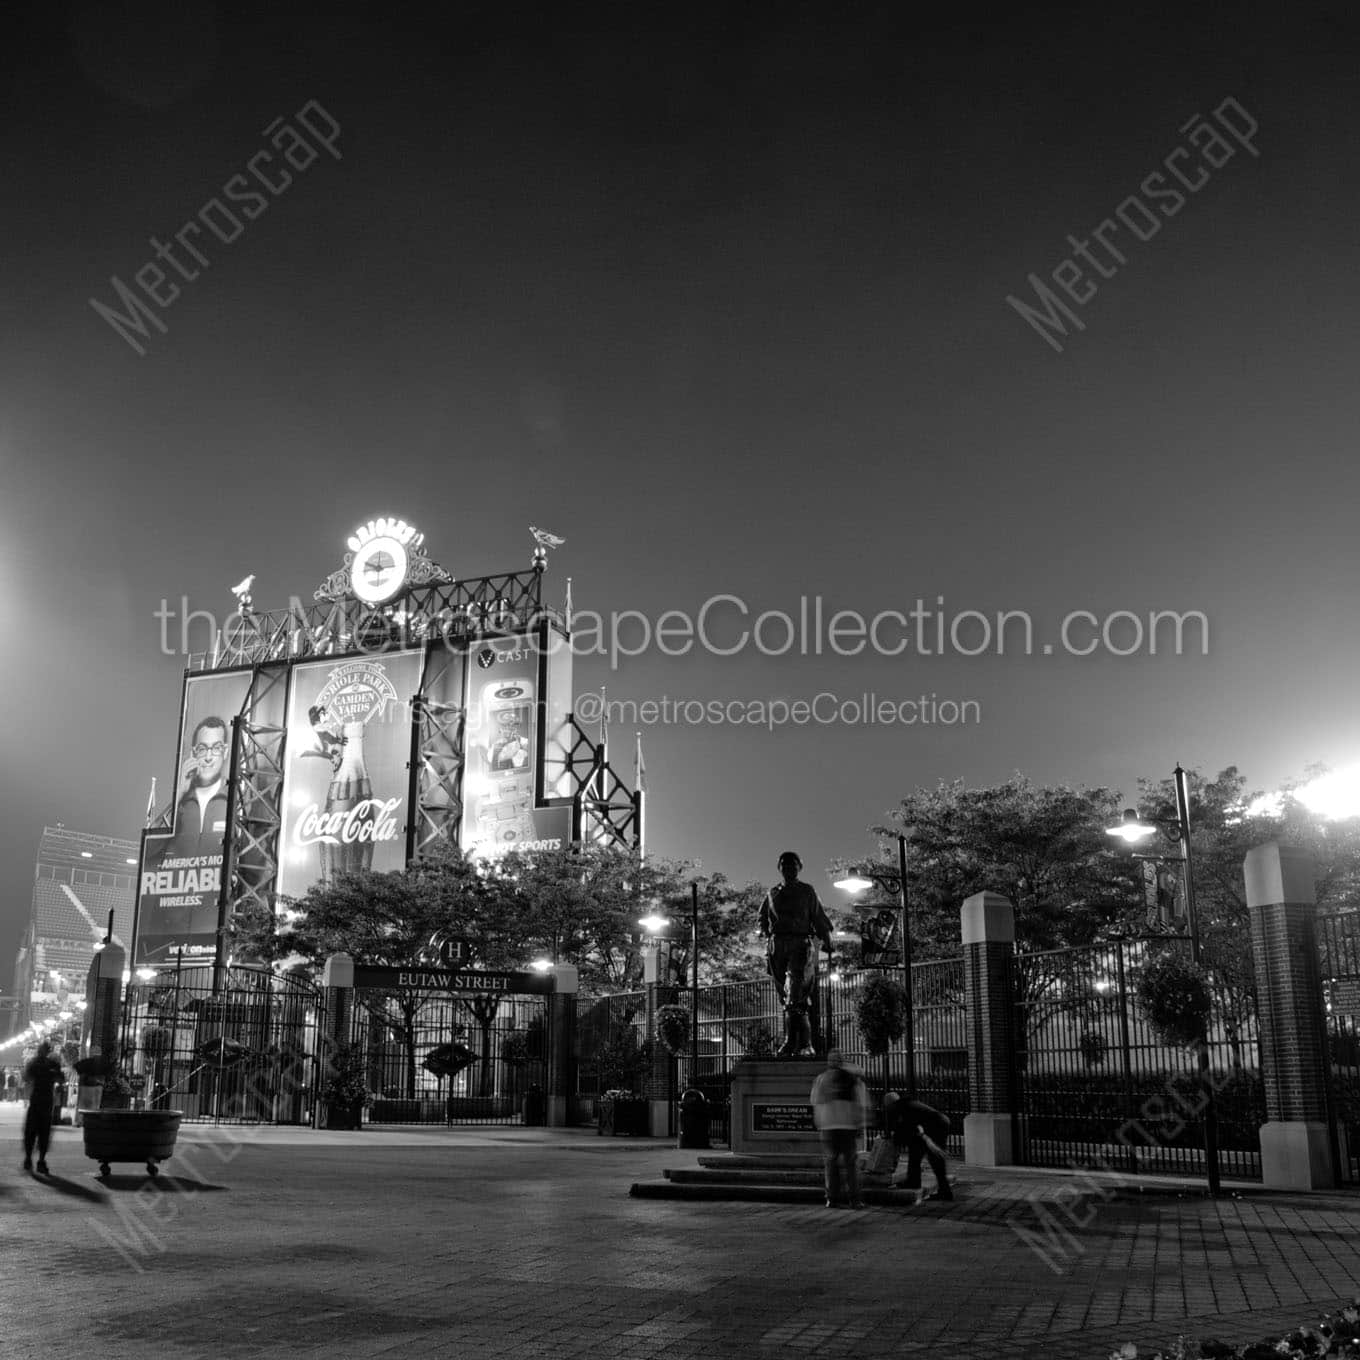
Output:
top-left (350, 965), bottom-right (553, 995)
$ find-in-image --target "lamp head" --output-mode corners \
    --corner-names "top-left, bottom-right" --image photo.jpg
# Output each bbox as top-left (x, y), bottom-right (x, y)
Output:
top-left (1106, 808), bottom-right (1157, 844)
top-left (834, 874), bottom-right (875, 894)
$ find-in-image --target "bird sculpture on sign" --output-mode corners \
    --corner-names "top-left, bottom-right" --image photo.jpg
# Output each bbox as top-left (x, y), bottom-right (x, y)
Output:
top-left (529, 526), bottom-right (565, 550)
top-left (230, 574), bottom-right (255, 615)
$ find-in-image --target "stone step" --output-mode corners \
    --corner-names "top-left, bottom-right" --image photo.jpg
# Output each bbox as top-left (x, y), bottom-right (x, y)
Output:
top-left (666, 1167), bottom-right (831, 1185)
top-left (630, 1180), bottom-right (929, 1206)
top-left (697, 1155), bottom-right (825, 1171)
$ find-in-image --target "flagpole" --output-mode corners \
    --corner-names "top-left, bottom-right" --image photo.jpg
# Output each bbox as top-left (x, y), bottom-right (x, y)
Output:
top-left (634, 732), bottom-right (646, 856)
top-left (144, 777), bottom-right (158, 828)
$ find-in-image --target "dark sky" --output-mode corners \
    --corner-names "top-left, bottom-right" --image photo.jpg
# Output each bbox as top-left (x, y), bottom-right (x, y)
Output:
top-left (4, 2), bottom-right (1358, 969)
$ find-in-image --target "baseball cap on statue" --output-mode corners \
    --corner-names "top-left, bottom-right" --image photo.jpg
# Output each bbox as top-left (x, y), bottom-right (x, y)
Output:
top-left (778, 850), bottom-right (802, 869)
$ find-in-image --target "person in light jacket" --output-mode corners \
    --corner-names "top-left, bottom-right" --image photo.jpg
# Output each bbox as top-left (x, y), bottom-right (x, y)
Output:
top-left (810, 1049), bottom-right (868, 1208)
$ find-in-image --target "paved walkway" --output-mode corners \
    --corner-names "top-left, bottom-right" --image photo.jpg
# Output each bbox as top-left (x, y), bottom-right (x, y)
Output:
top-left (2, 1101), bottom-right (1358, 1359)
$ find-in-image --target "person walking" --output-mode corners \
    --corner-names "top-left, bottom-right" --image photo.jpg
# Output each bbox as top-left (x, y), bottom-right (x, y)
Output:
top-left (883, 1091), bottom-right (953, 1201)
top-left (22, 1041), bottom-right (63, 1175)
top-left (811, 1049), bottom-right (868, 1208)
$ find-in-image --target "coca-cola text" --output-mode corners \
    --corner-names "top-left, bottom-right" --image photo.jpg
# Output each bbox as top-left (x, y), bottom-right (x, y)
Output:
top-left (294, 796), bottom-right (402, 847)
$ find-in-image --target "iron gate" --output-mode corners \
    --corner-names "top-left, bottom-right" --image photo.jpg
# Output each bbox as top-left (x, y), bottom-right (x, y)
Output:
top-left (120, 963), bottom-right (323, 1125)
top-left (1013, 939), bottom-right (1264, 1178)
top-left (348, 988), bottom-right (548, 1125)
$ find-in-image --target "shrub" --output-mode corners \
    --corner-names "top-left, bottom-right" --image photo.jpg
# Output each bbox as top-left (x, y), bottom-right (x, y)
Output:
top-left (320, 1042), bottom-right (371, 1108)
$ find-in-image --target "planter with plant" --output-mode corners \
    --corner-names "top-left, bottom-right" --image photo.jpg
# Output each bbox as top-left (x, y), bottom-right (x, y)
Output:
top-left (319, 1042), bottom-right (371, 1130)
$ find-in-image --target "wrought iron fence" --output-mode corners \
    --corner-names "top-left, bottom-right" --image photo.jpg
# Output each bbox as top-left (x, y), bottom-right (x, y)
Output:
top-left (575, 990), bottom-right (648, 1122)
top-left (1013, 938), bottom-right (1264, 1179)
top-left (1318, 909), bottom-right (1360, 1183)
top-left (578, 963), bottom-right (971, 1149)
top-left (120, 963), bottom-right (323, 1125)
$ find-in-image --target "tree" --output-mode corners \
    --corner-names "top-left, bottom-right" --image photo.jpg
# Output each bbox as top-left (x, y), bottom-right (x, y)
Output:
top-left (846, 765), bottom-right (1360, 1064)
top-left (228, 841), bottom-right (780, 1093)
top-left (231, 847), bottom-right (491, 1096)
top-left (857, 775), bottom-right (1140, 961)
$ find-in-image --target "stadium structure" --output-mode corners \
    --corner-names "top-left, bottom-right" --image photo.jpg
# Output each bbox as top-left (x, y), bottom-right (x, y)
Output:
top-left (10, 825), bottom-right (137, 1037)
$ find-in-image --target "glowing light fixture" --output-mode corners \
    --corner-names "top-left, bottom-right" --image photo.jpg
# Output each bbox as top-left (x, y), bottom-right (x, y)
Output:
top-left (1105, 809), bottom-right (1157, 844)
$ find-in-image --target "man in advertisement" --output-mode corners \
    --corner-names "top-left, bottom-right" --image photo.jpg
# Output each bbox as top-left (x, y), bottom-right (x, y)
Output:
top-left (168, 717), bottom-right (230, 855)
top-left (137, 716), bottom-right (232, 964)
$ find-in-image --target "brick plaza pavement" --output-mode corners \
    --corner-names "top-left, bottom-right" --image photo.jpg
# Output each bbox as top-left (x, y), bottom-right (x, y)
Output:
top-left (3, 1101), bottom-right (1360, 1360)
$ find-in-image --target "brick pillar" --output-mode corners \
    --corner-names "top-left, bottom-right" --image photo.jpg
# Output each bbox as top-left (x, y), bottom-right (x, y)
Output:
top-left (1245, 842), bottom-right (1337, 1188)
top-left (317, 953), bottom-right (354, 1129)
top-left (546, 964), bottom-right (578, 1128)
top-left (961, 891), bottom-right (1017, 1166)
top-left (643, 943), bottom-right (677, 1136)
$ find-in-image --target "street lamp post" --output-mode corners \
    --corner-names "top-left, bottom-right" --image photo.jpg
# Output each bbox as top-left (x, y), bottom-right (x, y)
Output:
top-left (834, 833), bottom-right (915, 1099)
top-left (1106, 763), bottom-right (1221, 1195)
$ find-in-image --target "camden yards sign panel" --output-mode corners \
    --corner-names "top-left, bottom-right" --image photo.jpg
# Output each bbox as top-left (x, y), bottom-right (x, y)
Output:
top-left (351, 966), bottom-right (553, 995)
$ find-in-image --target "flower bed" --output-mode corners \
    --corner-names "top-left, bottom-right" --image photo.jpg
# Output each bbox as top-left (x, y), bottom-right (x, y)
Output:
top-left (1112, 1299), bottom-right (1360, 1358)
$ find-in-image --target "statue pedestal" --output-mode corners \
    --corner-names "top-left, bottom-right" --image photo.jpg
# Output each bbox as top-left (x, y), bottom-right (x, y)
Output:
top-left (730, 1059), bottom-right (825, 1157)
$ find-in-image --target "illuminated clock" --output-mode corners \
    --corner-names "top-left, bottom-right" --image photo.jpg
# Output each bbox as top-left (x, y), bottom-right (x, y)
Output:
top-left (350, 535), bottom-right (409, 604)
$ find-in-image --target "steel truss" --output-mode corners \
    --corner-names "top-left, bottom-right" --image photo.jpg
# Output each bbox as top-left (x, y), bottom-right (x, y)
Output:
top-left (206, 564), bottom-right (556, 671)
top-left (564, 718), bottom-right (642, 848)
top-left (411, 646), bottom-right (468, 861)
top-left (227, 665), bottom-right (289, 923)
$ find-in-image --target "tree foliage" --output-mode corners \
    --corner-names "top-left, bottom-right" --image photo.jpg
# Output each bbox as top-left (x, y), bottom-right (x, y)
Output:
top-left (231, 840), bottom-right (774, 997)
top-left (855, 775), bottom-right (1139, 960)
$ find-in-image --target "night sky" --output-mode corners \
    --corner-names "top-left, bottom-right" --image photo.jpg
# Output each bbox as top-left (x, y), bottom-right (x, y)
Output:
top-left (4, 4), bottom-right (1358, 971)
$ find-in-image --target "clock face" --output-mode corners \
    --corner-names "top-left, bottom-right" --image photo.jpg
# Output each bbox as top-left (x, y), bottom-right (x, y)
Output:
top-left (351, 536), bottom-right (409, 604)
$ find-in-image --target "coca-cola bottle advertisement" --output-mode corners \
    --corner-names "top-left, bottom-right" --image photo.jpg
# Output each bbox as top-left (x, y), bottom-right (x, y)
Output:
top-left (278, 652), bottom-right (424, 897)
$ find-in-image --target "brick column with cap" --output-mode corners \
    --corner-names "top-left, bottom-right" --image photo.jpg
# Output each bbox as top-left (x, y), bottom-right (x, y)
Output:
top-left (961, 891), bottom-right (1018, 1166)
top-left (1245, 841), bottom-right (1337, 1188)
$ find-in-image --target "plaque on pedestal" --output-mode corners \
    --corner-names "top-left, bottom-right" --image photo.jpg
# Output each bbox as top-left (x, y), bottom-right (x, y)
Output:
top-left (730, 1059), bottom-right (826, 1156)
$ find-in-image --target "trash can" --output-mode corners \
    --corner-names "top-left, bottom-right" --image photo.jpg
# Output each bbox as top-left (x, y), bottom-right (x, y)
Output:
top-left (678, 1088), bottom-right (710, 1149)
top-left (522, 1084), bottom-right (546, 1127)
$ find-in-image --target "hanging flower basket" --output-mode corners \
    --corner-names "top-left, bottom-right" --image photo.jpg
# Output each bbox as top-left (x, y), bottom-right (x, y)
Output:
top-left (656, 1005), bottom-right (692, 1056)
top-left (1135, 950), bottom-right (1212, 1048)
top-left (855, 974), bottom-right (907, 1057)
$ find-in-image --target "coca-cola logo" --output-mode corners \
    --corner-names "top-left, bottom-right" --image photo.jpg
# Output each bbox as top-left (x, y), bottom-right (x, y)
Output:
top-left (293, 797), bottom-right (402, 848)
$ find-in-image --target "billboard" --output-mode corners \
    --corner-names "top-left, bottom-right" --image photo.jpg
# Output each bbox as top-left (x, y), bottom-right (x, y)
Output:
top-left (460, 633), bottom-right (570, 857)
top-left (277, 651), bottom-right (424, 899)
top-left (135, 669), bottom-right (254, 967)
